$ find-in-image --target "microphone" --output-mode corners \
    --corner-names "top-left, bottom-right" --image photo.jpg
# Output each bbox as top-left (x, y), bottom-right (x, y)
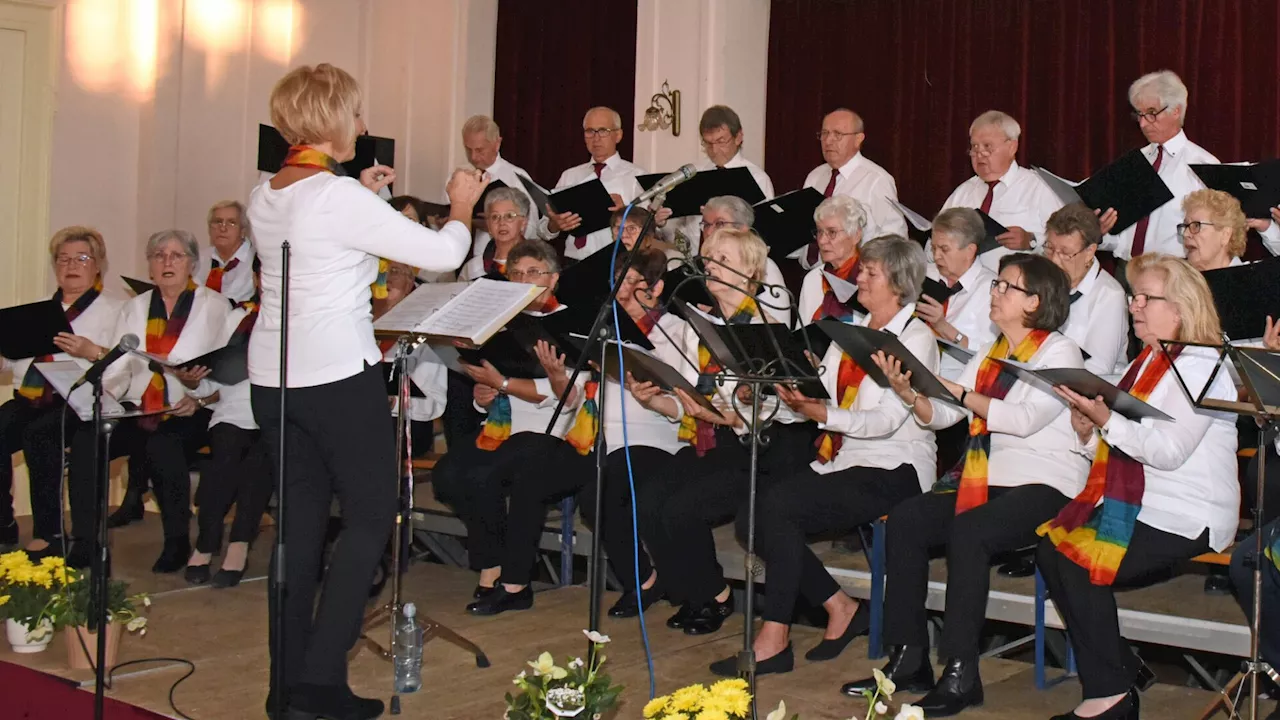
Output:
top-left (634, 164), bottom-right (697, 204)
top-left (70, 334), bottom-right (140, 392)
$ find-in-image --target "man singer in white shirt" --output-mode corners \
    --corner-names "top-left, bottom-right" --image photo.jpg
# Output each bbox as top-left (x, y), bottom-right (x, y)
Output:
top-left (448, 115), bottom-right (540, 258)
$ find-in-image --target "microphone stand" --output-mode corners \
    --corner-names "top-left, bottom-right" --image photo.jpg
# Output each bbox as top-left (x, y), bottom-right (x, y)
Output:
top-left (271, 240), bottom-right (290, 720)
top-left (89, 377), bottom-right (117, 720)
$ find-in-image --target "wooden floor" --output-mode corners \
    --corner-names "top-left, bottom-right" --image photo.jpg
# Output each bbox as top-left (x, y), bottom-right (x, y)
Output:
top-left (2, 515), bottom-right (1274, 719)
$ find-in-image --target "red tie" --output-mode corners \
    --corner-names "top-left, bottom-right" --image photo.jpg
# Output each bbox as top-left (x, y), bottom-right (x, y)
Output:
top-left (1130, 145), bottom-right (1165, 257)
top-left (804, 168), bottom-right (843, 265)
top-left (573, 162), bottom-right (607, 250)
top-left (823, 167), bottom-right (839, 198)
top-left (979, 180), bottom-right (998, 214)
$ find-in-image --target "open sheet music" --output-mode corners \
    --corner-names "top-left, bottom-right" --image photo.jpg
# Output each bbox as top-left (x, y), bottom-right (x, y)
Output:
top-left (34, 360), bottom-right (170, 421)
top-left (372, 278), bottom-right (544, 347)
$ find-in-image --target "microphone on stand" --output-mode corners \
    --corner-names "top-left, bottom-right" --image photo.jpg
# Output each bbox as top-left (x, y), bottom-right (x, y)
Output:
top-left (633, 164), bottom-right (697, 205)
top-left (70, 334), bottom-right (140, 392)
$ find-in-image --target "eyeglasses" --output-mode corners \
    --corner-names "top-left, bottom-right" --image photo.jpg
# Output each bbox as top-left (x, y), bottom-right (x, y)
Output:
top-left (486, 212), bottom-right (523, 224)
top-left (700, 136), bottom-right (736, 149)
top-left (1177, 221), bottom-right (1221, 236)
top-left (967, 140), bottom-right (1010, 157)
top-left (148, 252), bottom-right (190, 265)
top-left (1130, 106), bottom-right (1169, 123)
top-left (508, 268), bottom-right (554, 281)
top-left (816, 130), bottom-right (861, 141)
top-left (55, 253), bottom-right (94, 267)
top-left (1126, 293), bottom-right (1168, 309)
top-left (990, 278), bottom-right (1034, 296)
top-left (209, 219), bottom-right (240, 229)
top-left (700, 220), bottom-right (744, 234)
top-left (1041, 243), bottom-right (1089, 261)
top-left (812, 227), bottom-right (846, 241)
top-left (583, 127), bottom-right (619, 138)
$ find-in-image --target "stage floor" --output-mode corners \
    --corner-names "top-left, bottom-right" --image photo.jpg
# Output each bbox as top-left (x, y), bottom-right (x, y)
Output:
top-left (1, 515), bottom-right (1274, 719)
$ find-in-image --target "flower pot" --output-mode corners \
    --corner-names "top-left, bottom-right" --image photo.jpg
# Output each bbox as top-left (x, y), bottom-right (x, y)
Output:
top-left (6, 618), bottom-right (54, 653)
top-left (65, 623), bottom-right (122, 670)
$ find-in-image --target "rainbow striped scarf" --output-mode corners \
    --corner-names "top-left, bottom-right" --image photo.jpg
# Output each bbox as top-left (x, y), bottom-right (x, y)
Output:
top-left (139, 280), bottom-right (198, 430)
top-left (17, 279), bottom-right (103, 405)
top-left (678, 296), bottom-right (757, 456)
top-left (282, 145), bottom-right (344, 175)
top-left (813, 253), bottom-right (861, 322)
top-left (814, 350), bottom-right (869, 464)
top-left (565, 308), bottom-right (665, 455)
top-left (933, 329), bottom-right (1050, 511)
top-left (1037, 345), bottom-right (1177, 585)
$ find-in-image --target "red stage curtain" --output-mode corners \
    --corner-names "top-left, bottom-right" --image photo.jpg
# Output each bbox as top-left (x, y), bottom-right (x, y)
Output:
top-left (493, 0), bottom-right (639, 189)
top-left (766, 0), bottom-right (1280, 224)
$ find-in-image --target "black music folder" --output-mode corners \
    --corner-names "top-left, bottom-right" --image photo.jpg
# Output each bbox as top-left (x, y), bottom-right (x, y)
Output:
top-left (1035, 149), bottom-right (1175, 234)
top-left (518, 176), bottom-right (616, 236)
top-left (992, 359), bottom-right (1172, 421)
top-left (123, 276), bottom-right (156, 296)
top-left (178, 342), bottom-right (249, 386)
top-left (637, 167), bottom-right (766, 218)
top-left (1191, 161), bottom-right (1280, 219)
top-left (455, 325), bottom-right (548, 380)
top-left (0, 299), bottom-right (72, 359)
top-left (556, 244), bottom-right (622, 309)
top-left (920, 277), bottom-right (962, 306)
top-left (596, 342), bottom-right (719, 415)
top-left (733, 324), bottom-right (829, 398)
top-left (257, 124), bottom-right (394, 178)
top-left (819, 320), bottom-right (959, 404)
top-left (1202, 257), bottom-right (1280, 340)
top-left (975, 210), bottom-right (1008, 253)
top-left (892, 200), bottom-right (1001, 254)
top-left (753, 188), bottom-right (825, 260)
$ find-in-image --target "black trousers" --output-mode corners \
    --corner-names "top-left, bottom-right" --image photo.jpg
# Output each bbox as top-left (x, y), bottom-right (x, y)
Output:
top-left (751, 463), bottom-right (920, 624)
top-left (648, 422), bottom-right (819, 607)
top-left (1035, 524), bottom-right (1210, 698)
top-left (1244, 441), bottom-right (1280, 526)
top-left (441, 370), bottom-right (483, 453)
top-left (20, 403), bottom-right (76, 542)
top-left (1229, 520), bottom-right (1280, 668)
top-left (0, 397), bottom-right (55, 533)
top-left (194, 424), bottom-right (273, 554)
top-left (68, 410), bottom-right (210, 542)
top-left (252, 363), bottom-right (397, 689)
top-left (882, 484), bottom-right (1070, 658)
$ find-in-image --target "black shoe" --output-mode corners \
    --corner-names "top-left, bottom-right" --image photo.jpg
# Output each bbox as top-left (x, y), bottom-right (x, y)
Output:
top-left (608, 584), bottom-right (663, 618)
top-left (473, 584), bottom-right (499, 600)
top-left (709, 644), bottom-right (794, 677)
top-left (917, 657), bottom-right (983, 717)
top-left (211, 563), bottom-right (247, 589)
top-left (184, 563), bottom-right (211, 585)
top-left (1203, 566), bottom-right (1232, 595)
top-left (152, 537), bottom-right (191, 574)
top-left (25, 543), bottom-right (63, 562)
top-left (466, 585), bottom-right (533, 616)
top-left (841, 644), bottom-right (935, 696)
top-left (666, 603), bottom-right (698, 630)
top-left (287, 683), bottom-right (385, 720)
top-left (1049, 688), bottom-right (1139, 720)
top-left (0, 520), bottom-right (18, 549)
top-left (806, 601), bottom-right (870, 661)
top-left (998, 555), bottom-right (1037, 578)
top-left (107, 493), bottom-right (145, 529)
top-left (683, 594), bottom-right (734, 635)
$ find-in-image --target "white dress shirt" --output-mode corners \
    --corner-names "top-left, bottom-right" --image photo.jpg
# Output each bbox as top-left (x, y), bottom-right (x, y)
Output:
top-left (1, 290), bottom-right (127, 383)
top-left (247, 173), bottom-right (471, 388)
top-left (796, 153), bottom-right (908, 267)
top-left (940, 162), bottom-right (1065, 272)
top-left (1079, 346), bottom-right (1240, 551)
top-left (667, 151), bottom-right (775, 257)
top-left (926, 261), bottom-right (998, 380)
top-left (923, 332), bottom-right (1090, 499)
top-left (103, 286), bottom-right (231, 405)
top-left (202, 307), bottom-right (256, 431)
top-left (812, 304), bottom-right (939, 489)
top-left (599, 313), bottom-right (698, 453)
top-left (535, 153), bottom-right (647, 260)
top-left (193, 240), bottom-right (257, 304)
top-left (1060, 261), bottom-right (1130, 380)
top-left (386, 343), bottom-right (448, 424)
top-left (443, 154), bottom-right (542, 258)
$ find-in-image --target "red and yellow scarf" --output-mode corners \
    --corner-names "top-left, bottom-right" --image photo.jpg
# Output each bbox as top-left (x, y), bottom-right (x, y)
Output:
top-left (814, 350), bottom-right (870, 464)
top-left (1037, 345), bottom-right (1178, 586)
top-left (933, 329), bottom-right (1050, 511)
top-left (17, 280), bottom-right (104, 405)
top-left (282, 145), bottom-right (344, 175)
top-left (476, 295), bottom-right (562, 451)
top-left (565, 308), bottom-right (665, 455)
top-left (813, 253), bottom-right (861, 323)
top-left (481, 241), bottom-right (508, 278)
top-left (139, 280), bottom-right (198, 429)
top-left (205, 256), bottom-right (240, 293)
top-left (678, 296), bottom-right (757, 456)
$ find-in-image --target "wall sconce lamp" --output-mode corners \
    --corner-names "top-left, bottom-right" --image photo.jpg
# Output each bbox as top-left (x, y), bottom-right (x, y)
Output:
top-left (638, 81), bottom-right (681, 136)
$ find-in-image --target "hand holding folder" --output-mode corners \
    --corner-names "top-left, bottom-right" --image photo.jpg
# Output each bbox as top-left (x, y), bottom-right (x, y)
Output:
top-left (819, 320), bottom-right (961, 404)
top-left (1034, 150), bottom-right (1174, 234)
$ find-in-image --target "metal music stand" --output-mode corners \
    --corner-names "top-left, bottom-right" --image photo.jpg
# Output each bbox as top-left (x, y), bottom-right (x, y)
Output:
top-left (355, 337), bottom-right (489, 712)
top-left (1159, 339), bottom-right (1280, 720)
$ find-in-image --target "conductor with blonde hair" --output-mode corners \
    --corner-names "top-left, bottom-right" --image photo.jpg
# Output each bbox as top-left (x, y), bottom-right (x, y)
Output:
top-left (247, 63), bottom-right (486, 720)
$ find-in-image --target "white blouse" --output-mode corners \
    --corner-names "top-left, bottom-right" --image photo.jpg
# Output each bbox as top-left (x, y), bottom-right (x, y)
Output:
top-left (2, 290), bottom-right (127, 383)
top-left (922, 332), bottom-right (1090, 500)
top-left (599, 313), bottom-right (699, 454)
top-left (1060, 261), bottom-right (1130, 380)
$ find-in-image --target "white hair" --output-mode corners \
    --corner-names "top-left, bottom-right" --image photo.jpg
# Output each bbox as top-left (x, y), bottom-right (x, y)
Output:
top-left (1129, 70), bottom-right (1188, 126)
top-left (146, 229), bottom-right (200, 261)
top-left (462, 114), bottom-right (500, 141)
top-left (582, 106), bottom-right (622, 130)
top-left (704, 195), bottom-right (754, 226)
top-left (969, 110), bottom-right (1021, 141)
top-left (814, 195), bottom-right (868, 236)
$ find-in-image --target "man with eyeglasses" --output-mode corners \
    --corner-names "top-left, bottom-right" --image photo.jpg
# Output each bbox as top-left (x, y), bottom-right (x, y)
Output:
top-left (794, 109), bottom-right (907, 270)
top-left (938, 110), bottom-right (1064, 272)
top-left (1098, 70), bottom-right (1280, 262)
top-left (194, 200), bottom-right (257, 303)
top-left (1043, 204), bottom-right (1129, 381)
top-left (537, 106), bottom-right (648, 260)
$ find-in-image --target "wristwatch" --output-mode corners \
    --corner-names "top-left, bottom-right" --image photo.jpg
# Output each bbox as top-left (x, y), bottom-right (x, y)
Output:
top-left (954, 331), bottom-right (966, 345)
top-left (1028, 235), bottom-right (1040, 250)
top-left (960, 388), bottom-right (971, 404)
top-left (500, 377), bottom-right (511, 394)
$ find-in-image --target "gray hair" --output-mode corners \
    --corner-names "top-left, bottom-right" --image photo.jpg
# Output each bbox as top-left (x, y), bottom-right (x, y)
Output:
top-left (582, 106), bottom-right (622, 130)
top-left (704, 195), bottom-right (754, 226)
top-left (146, 229), bottom-right (199, 261)
top-left (507, 238), bottom-right (561, 274)
top-left (207, 200), bottom-right (249, 236)
top-left (931, 207), bottom-right (985, 249)
top-left (858, 234), bottom-right (927, 306)
top-left (483, 186), bottom-right (531, 218)
top-left (1129, 70), bottom-right (1188, 125)
top-left (814, 195), bottom-right (868, 237)
top-left (462, 114), bottom-right (500, 142)
top-left (969, 110), bottom-right (1021, 141)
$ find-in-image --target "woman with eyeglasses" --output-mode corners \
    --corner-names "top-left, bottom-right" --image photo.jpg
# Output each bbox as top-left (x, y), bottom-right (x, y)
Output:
top-left (797, 195), bottom-right (865, 325)
top-left (1179, 189), bottom-right (1249, 273)
top-left (459, 188), bottom-right (530, 281)
top-left (1037, 254), bottom-right (1237, 720)
top-left (195, 200), bottom-right (257, 303)
top-left (917, 208), bottom-right (998, 381)
top-left (432, 239), bottom-right (588, 616)
top-left (0, 227), bottom-right (126, 557)
top-left (846, 253), bottom-right (1086, 715)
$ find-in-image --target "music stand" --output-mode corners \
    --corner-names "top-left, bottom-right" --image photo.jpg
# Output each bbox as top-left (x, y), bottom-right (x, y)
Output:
top-left (1158, 339), bottom-right (1280, 720)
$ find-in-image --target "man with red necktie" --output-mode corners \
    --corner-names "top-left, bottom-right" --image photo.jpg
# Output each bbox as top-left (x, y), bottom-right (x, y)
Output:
top-left (194, 200), bottom-right (257, 303)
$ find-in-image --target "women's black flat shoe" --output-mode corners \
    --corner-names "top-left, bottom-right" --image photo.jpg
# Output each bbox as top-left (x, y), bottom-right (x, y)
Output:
top-left (211, 565), bottom-right (246, 589)
top-left (806, 602), bottom-right (869, 661)
top-left (709, 644), bottom-right (794, 677)
top-left (184, 564), bottom-right (211, 585)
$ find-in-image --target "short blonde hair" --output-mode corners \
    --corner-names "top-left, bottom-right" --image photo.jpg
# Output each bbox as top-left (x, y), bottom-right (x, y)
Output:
top-left (49, 226), bottom-right (108, 273)
top-left (269, 64), bottom-right (363, 153)
top-left (1126, 253), bottom-right (1223, 345)
top-left (1182, 189), bottom-right (1246, 259)
top-left (207, 200), bottom-right (249, 235)
top-left (701, 226), bottom-right (768, 287)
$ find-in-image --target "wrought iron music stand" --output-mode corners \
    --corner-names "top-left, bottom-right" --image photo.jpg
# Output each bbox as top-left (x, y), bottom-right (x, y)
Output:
top-left (1159, 339), bottom-right (1279, 720)
top-left (355, 337), bottom-right (489, 712)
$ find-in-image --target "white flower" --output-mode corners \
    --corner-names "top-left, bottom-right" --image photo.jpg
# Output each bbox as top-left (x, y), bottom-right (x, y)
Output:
top-left (894, 704), bottom-right (926, 720)
top-left (545, 686), bottom-right (586, 717)
top-left (875, 701), bottom-right (889, 715)
top-left (765, 700), bottom-right (788, 720)
top-left (872, 667), bottom-right (896, 697)
top-left (582, 629), bottom-right (610, 644)
top-left (528, 652), bottom-right (568, 680)
top-left (126, 616), bottom-right (148, 633)
top-left (143, 596), bottom-right (152, 607)
top-left (569, 657), bottom-right (585, 669)
top-left (513, 670), bottom-right (527, 685)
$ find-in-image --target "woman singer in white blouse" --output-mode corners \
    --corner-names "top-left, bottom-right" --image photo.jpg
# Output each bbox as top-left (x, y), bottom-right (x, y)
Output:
top-left (246, 63), bottom-right (484, 720)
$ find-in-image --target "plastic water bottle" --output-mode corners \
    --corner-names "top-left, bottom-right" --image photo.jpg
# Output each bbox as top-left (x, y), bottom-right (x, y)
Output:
top-left (393, 603), bottom-right (424, 693)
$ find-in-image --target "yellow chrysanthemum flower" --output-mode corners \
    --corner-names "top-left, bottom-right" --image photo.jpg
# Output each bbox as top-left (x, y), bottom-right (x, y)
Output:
top-left (709, 678), bottom-right (749, 693)
top-left (704, 687), bottom-right (750, 717)
top-left (0, 595), bottom-right (9, 606)
top-left (695, 709), bottom-right (729, 720)
top-left (666, 714), bottom-right (689, 720)
top-left (643, 696), bottom-right (670, 718)
top-left (669, 684), bottom-right (708, 712)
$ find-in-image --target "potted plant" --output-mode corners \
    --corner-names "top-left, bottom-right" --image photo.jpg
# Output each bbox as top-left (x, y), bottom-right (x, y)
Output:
top-left (0, 551), bottom-right (70, 653)
top-left (643, 678), bottom-right (795, 720)
top-left (504, 630), bottom-right (624, 719)
top-left (47, 569), bottom-right (150, 670)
